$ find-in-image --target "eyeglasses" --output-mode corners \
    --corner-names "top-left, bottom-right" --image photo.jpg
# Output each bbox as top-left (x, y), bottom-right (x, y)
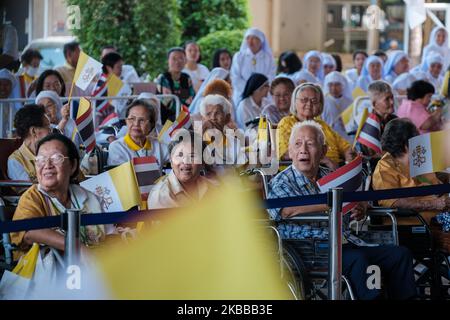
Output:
top-left (126, 117), bottom-right (150, 125)
top-left (35, 153), bottom-right (69, 167)
top-left (297, 97), bottom-right (320, 106)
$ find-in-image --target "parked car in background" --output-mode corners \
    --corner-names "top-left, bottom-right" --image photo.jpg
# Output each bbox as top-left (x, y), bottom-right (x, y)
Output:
top-left (21, 36), bottom-right (76, 71)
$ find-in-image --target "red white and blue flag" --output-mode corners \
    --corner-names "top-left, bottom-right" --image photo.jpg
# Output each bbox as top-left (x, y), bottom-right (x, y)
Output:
top-left (356, 112), bottom-right (382, 154)
top-left (70, 97), bottom-right (96, 153)
top-left (98, 112), bottom-right (120, 129)
top-left (132, 156), bottom-right (161, 201)
top-left (317, 156), bottom-right (363, 214)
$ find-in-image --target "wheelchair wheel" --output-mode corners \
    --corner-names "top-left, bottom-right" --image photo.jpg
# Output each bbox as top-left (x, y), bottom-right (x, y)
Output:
top-left (281, 242), bottom-right (311, 300)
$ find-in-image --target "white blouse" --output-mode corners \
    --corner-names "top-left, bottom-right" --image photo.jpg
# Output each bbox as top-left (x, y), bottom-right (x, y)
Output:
top-left (230, 48), bottom-right (276, 105)
top-left (107, 136), bottom-right (169, 168)
top-left (183, 64), bottom-right (210, 92)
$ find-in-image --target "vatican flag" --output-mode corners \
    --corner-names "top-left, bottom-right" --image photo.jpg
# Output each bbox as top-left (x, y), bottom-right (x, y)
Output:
top-left (409, 129), bottom-right (450, 177)
top-left (92, 177), bottom-right (292, 299)
top-left (73, 51), bottom-right (103, 91)
top-left (342, 86), bottom-right (367, 132)
top-left (80, 161), bottom-right (141, 212)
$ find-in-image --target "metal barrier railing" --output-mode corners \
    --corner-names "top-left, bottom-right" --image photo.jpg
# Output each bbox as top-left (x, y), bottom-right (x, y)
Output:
top-left (0, 94), bottom-right (181, 138)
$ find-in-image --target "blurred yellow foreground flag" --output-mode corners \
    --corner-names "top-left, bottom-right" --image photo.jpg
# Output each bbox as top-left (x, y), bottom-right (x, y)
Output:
top-left (95, 178), bottom-right (292, 299)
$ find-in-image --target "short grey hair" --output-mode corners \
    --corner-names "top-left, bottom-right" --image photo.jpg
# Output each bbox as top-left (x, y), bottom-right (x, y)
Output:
top-left (289, 120), bottom-right (326, 147)
top-left (368, 80), bottom-right (393, 103)
top-left (199, 94), bottom-right (232, 116)
top-left (289, 82), bottom-right (324, 116)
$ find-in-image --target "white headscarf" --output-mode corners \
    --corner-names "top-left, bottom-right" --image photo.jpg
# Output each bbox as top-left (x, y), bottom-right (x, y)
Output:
top-left (409, 69), bottom-right (430, 82)
top-left (189, 67), bottom-right (230, 115)
top-left (391, 72), bottom-right (416, 94)
top-left (426, 26), bottom-right (449, 51)
top-left (420, 51), bottom-right (444, 74)
top-left (355, 55), bottom-right (384, 92)
top-left (323, 71), bottom-right (352, 100)
top-left (322, 53), bottom-right (336, 69)
top-left (291, 69), bottom-right (319, 85)
top-left (35, 90), bottom-right (63, 112)
top-left (302, 50), bottom-right (324, 82)
top-left (383, 50), bottom-right (409, 79)
top-left (240, 28), bottom-right (273, 57)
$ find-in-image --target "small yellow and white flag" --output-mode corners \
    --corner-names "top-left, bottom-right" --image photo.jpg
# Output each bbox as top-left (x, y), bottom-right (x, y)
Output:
top-left (341, 87), bottom-right (367, 132)
top-left (73, 51), bottom-right (103, 91)
top-left (409, 129), bottom-right (450, 177)
top-left (80, 161), bottom-right (141, 212)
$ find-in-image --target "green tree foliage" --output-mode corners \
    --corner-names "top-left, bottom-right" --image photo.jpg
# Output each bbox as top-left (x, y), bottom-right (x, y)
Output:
top-left (66, 0), bottom-right (180, 78)
top-left (197, 30), bottom-right (245, 69)
top-left (177, 0), bottom-right (249, 42)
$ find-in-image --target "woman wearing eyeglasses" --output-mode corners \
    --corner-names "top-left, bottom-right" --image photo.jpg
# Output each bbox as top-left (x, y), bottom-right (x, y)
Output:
top-left (7, 104), bottom-right (51, 182)
top-left (10, 134), bottom-right (113, 261)
top-left (107, 99), bottom-right (169, 168)
top-left (277, 83), bottom-right (354, 171)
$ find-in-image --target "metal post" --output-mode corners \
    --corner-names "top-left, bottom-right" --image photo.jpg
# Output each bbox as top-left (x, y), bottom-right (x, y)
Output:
top-left (62, 209), bottom-right (81, 267)
top-left (328, 187), bottom-right (343, 300)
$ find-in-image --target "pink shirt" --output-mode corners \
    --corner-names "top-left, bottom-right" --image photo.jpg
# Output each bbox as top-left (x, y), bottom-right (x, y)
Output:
top-left (396, 99), bottom-right (440, 134)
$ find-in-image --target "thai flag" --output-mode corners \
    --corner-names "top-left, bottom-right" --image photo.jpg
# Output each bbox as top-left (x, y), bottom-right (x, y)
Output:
top-left (98, 112), bottom-right (119, 129)
top-left (356, 112), bottom-right (382, 154)
top-left (91, 73), bottom-right (110, 113)
top-left (133, 156), bottom-right (161, 201)
top-left (317, 156), bottom-right (363, 214)
top-left (71, 97), bottom-right (96, 153)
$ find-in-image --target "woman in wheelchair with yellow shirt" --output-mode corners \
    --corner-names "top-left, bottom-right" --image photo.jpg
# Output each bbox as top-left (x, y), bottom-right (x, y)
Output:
top-left (372, 118), bottom-right (450, 224)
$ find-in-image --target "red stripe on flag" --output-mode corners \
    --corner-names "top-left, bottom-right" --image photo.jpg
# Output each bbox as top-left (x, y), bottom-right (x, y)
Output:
top-left (75, 106), bottom-right (92, 126)
top-left (86, 140), bottom-right (96, 153)
top-left (133, 156), bottom-right (158, 165)
top-left (317, 156), bottom-right (363, 187)
top-left (357, 136), bottom-right (382, 154)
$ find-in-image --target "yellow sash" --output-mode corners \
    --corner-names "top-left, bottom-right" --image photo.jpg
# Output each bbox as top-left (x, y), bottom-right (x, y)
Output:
top-left (124, 133), bottom-right (152, 152)
top-left (9, 144), bottom-right (37, 182)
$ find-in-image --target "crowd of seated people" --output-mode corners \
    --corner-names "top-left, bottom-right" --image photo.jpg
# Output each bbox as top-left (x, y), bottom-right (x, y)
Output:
top-left (1, 26), bottom-right (450, 300)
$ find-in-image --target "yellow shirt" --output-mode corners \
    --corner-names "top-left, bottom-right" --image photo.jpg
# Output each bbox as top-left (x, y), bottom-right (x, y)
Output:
top-left (11, 184), bottom-right (106, 260)
top-left (372, 152), bottom-right (442, 224)
top-left (277, 115), bottom-right (350, 163)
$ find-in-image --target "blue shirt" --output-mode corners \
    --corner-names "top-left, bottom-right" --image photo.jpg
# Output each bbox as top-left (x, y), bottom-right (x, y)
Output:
top-left (267, 165), bottom-right (330, 239)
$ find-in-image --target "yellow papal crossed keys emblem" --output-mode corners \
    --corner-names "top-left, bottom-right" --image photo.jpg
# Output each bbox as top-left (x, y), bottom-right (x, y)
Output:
top-left (81, 66), bottom-right (96, 82)
top-left (412, 145), bottom-right (427, 168)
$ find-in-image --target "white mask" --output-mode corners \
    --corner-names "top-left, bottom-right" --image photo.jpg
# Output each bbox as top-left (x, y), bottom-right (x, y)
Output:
top-left (25, 66), bottom-right (39, 77)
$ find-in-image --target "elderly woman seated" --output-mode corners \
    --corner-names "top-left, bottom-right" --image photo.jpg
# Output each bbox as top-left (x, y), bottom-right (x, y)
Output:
top-left (35, 90), bottom-right (82, 149)
top-left (277, 82), bottom-right (353, 170)
top-left (261, 76), bottom-right (294, 125)
top-left (107, 99), bottom-right (168, 168)
top-left (199, 94), bottom-right (247, 172)
top-left (10, 134), bottom-right (113, 261)
top-left (396, 80), bottom-right (442, 134)
top-left (147, 130), bottom-right (218, 209)
top-left (8, 104), bottom-right (51, 182)
top-left (356, 80), bottom-right (397, 158)
top-left (372, 118), bottom-right (450, 224)
top-left (268, 121), bottom-right (416, 300)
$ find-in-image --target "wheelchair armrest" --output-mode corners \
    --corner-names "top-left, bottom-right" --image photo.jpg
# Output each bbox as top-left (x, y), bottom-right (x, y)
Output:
top-left (282, 211), bottom-right (329, 222)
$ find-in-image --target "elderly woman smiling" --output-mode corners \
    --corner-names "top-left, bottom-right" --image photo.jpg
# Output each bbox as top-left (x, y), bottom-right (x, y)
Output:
top-left (11, 134), bottom-right (111, 260)
top-left (107, 99), bottom-right (168, 168)
top-left (277, 83), bottom-right (353, 170)
top-left (147, 131), bottom-right (218, 209)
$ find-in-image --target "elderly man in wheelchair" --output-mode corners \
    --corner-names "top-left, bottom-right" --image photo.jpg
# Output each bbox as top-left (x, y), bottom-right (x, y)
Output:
top-left (267, 120), bottom-right (417, 300)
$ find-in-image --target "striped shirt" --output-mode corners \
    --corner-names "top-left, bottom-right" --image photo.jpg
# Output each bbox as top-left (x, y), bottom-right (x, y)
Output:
top-left (268, 165), bottom-right (330, 239)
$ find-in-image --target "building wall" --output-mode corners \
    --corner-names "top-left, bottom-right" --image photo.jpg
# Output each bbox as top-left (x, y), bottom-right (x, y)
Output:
top-left (249, 0), bottom-right (326, 56)
top-left (32, 0), bottom-right (70, 40)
